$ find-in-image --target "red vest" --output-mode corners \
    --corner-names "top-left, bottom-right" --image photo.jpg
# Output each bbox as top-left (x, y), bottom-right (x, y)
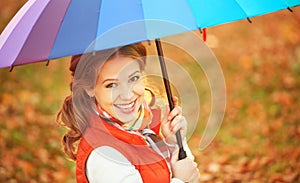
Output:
top-left (76, 109), bottom-right (170, 183)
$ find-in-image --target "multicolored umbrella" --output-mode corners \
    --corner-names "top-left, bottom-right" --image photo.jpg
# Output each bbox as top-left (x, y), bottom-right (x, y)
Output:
top-left (0, 0), bottom-right (299, 68)
top-left (0, 0), bottom-right (299, 159)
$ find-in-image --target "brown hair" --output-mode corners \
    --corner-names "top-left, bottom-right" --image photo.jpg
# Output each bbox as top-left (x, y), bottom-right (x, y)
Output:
top-left (56, 43), bottom-right (147, 160)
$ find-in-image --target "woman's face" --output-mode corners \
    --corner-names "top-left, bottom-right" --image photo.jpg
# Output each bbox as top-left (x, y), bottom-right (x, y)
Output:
top-left (94, 55), bottom-right (145, 124)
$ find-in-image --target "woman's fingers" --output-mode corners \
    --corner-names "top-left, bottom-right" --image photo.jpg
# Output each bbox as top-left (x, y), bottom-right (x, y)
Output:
top-left (161, 96), bottom-right (187, 144)
top-left (167, 106), bottom-right (182, 121)
top-left (164, 115), bottom-right (187, 144)
top-left (170, 115), bottom-right (186, 133)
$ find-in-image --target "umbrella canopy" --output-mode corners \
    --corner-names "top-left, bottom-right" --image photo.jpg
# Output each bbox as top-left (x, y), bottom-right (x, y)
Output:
top-left (0, 0), bottom-right (299, 68)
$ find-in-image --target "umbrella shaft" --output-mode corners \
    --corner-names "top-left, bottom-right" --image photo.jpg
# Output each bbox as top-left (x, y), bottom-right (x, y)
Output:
top-left (155, 39), bottom-right (187, 160)
top-left (155, 39), bottom-right (174, 110)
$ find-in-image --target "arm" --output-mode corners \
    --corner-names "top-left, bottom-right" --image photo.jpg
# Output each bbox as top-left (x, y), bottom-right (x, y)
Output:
top-left (87, 146), bottom-right (187, 183)
top-left (86, 146), bottom-right (143, 183)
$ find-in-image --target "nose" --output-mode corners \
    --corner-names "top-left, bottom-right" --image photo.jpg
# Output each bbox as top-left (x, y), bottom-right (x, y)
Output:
top-left (119, 84), bottom-right (134, 100)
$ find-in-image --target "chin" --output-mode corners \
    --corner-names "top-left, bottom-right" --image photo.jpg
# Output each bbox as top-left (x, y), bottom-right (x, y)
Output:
top-left (117, 113), bottom-right (138, 124)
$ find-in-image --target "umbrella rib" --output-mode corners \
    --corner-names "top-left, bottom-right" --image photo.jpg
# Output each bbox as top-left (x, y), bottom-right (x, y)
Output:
top-left (138, 0), bottom-right (150, 41)
top-left (48, 0), bottom-right (73, 60)
top-left (93, 1), bottom-right (103, 52)
top-left (232, 0), bottom-right (251, 21)
top-left (3, 0), bottom-right (50, 68)
top-left (16, 0), bottom-right (61, 66)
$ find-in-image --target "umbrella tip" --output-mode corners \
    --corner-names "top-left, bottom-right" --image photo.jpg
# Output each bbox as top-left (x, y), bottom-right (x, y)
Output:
top-left (147, 40), bottom-right (151, 46)
top-left (198, 28), bottom-right (207, 42)
top-left (9, 66), bottom-right (14, 72)
top-left (287, 7), bottom-right (293, 12)
top-left (247, 17), bottom-right (252, 23)
top-left (45, 60), bottom-right (50, 66)
top-left (198, 28), bottom-right (202, 34)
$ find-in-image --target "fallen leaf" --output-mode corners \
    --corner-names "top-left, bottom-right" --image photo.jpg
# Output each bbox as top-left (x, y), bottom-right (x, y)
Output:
top-left (207, 162), bottom-right (221, 173)
top-left (282, 172), bottom-right (299, 182)
top-left (199, 173), bottom-right (214, 182)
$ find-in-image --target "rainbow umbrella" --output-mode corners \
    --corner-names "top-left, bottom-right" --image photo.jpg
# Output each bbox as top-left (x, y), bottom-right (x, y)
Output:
top-left (0, 0), bottom-right (298, 68)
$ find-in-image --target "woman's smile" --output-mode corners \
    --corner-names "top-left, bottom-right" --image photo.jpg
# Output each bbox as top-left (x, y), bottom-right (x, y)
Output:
top-left (113, 99), bottom-right (137, 114)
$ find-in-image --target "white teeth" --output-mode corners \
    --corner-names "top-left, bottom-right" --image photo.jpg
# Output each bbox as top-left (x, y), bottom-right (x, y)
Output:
top-left (116, 101), bottom-right (135, 109)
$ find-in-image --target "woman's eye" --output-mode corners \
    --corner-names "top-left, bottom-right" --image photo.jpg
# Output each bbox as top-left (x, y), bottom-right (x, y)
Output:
top-left (130, 75), bottom-right (140, 82)
top-left (105, 83), bottom-right (117, 88)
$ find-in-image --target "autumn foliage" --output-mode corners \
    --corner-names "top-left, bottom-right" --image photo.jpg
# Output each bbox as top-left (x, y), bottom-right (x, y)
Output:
top-left (0, 1), bottom-right (300, 182)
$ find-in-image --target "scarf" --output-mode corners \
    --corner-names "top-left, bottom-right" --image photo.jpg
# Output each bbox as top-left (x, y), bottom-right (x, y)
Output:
top-left (91, 100), bottom-right (171, 166)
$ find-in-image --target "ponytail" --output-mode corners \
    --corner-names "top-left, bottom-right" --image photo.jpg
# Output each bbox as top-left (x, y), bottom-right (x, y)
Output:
top-left (56, 55), bottom-right (83, 161)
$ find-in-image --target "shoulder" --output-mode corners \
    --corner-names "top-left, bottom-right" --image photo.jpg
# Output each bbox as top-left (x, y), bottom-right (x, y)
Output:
top-left (86, 146), bottom-right (143, 183)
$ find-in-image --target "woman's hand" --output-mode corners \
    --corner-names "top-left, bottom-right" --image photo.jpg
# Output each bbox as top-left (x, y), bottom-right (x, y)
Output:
top-left (171, 155), bottom-right (200, 183)
top-left (161, 97), bottom-right (187, 145)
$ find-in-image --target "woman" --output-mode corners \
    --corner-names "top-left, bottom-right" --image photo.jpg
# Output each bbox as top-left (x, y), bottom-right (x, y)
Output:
top-left (57, 43), bottom-right (200, 183)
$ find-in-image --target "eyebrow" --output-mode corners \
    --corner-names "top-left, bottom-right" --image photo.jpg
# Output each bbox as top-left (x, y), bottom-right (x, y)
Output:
top-left (101, 70), bottom-right (141, 84)
top-left (102, 78), bottom-right (117, 84)
top-left (129, 70), bottom-right (141, 78)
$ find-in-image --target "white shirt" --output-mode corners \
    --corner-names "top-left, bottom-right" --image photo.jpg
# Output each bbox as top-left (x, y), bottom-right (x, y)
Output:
top-left (86, 144), bottom-right (193, 183)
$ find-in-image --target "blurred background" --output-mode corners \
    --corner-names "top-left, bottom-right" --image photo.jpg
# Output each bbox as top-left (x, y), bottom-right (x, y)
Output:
top-left (0, 1), bottom-right (299, 182)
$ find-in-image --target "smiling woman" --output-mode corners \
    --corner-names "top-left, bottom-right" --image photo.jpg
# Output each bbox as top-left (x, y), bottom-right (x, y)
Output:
top-left (94, 55), bottom-right (145, 126)
top-left (56, 43), bottom-right (200, 183)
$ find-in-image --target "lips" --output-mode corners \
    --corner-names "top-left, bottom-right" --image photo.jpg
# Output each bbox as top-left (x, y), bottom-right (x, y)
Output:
top-left (114, 99), bottom-right (136, 113)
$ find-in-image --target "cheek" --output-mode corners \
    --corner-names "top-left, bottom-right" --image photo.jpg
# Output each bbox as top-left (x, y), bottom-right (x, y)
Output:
top-left (133, 82), bottom-right (145, 96)
top-left (94, 87), bottom-right (113, 107)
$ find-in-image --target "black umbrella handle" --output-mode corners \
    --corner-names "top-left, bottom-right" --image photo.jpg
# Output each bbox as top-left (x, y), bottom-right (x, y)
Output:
top-left (155, 39), bottom-right (187, 160)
